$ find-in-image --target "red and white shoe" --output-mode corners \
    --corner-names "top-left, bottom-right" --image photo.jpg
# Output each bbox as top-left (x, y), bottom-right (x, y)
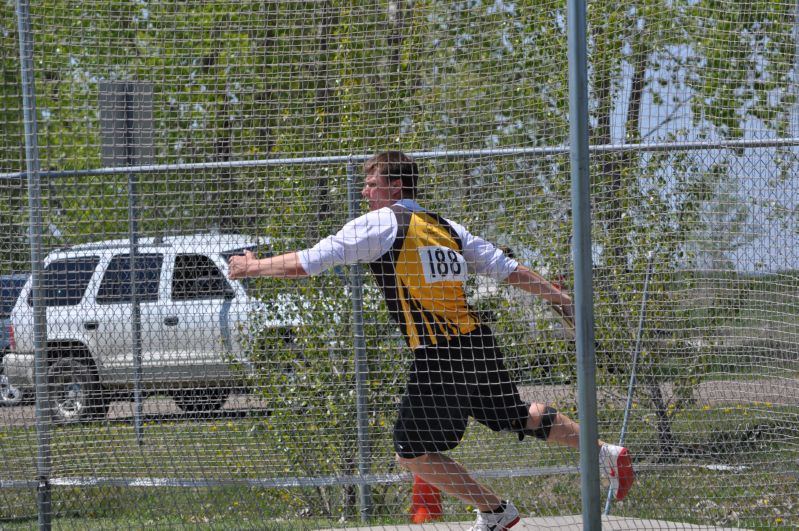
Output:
top-left (600, 444), bottom-right (635, 501)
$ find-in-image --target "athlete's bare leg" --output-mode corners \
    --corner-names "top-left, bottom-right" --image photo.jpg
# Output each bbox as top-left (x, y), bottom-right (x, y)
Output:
top-left (397, 453), bottom-right (501, 512)
top-left (528, 402), bottom-right (605, 449)
top-left (397, 404), bottom-right (607, 513)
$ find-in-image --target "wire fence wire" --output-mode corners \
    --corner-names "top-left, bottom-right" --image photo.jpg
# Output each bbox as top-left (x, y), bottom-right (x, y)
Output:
top-left (1, 0), bottom-right (798, 529)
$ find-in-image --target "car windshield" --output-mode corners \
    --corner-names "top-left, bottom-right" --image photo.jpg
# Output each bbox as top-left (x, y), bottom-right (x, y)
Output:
top-left (0, 276), bottom-right (28, 318)
top-left (221, 246), bottom-right (273, 296)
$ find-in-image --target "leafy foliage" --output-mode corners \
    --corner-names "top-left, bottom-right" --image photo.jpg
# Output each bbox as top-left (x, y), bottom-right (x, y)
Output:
top-left (1, 0), bottom-right (797, 516)
top-left (237, 274), bottom-right (406, 516)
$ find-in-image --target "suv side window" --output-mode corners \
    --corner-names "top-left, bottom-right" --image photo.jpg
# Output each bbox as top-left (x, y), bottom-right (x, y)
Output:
top-left (33, 257), bottom-right (101, 307)
top-left (96, 254), bottom-right (163, 304)
top-left (172, 254), bottom-right (233, 301)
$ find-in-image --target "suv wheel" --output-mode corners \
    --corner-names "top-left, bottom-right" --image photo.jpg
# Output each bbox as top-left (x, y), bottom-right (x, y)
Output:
top-left (48, 357), bottom-right (109, 423)
top-left (173, 388), bottom-right (229, 413)
top-left (0, 373), bottom-right (22, 406)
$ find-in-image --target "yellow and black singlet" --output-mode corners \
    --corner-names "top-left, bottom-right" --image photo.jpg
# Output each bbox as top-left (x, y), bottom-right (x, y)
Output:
top-left (369, 204), bottom-right (482, 350)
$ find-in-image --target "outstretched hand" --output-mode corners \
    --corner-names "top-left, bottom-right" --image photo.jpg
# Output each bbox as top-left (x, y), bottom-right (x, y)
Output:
top-left (228, 250), bottom-right (257, 280)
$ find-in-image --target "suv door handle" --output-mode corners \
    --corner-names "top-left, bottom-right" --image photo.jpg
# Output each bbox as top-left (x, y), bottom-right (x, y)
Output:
top-left (84, 321), bottom-right (99, 331)
top-left (164, 316), bottom-right (179, 326)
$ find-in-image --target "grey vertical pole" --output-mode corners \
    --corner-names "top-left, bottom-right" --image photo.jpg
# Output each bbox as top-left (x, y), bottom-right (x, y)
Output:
top-left (346, 159), bottom-right (372, 520)
top-left (604, 249), bottom-right (655, 515)
top-left (124, 85), bottom-right (145, 446)
top-left (15, 1), bottom-right (51, 530)
top-left (567, 0), bottom-right (602, 529)
top-left (794, 0), bottom-right (799, 127)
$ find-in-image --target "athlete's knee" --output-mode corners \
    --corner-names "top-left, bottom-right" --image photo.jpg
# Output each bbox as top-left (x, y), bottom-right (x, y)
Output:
top-left (527, 403), bottom-right (558, 441)
top-left (396, 452), bottom-right (433, 471)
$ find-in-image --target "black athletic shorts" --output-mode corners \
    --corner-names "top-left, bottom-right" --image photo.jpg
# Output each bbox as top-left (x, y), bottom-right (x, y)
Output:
top-left (393, 326), bottom-right (531, 459)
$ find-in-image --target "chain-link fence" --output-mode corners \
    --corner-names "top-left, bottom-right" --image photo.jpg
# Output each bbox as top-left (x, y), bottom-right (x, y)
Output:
top-left (1, 1), bottom-right (798, 529)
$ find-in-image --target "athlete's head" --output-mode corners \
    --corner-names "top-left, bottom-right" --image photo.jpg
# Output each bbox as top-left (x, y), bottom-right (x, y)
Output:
top-left (362, 151), bottom-right (418, 211)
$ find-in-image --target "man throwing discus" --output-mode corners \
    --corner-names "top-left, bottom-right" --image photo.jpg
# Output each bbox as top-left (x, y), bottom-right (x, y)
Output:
top-left (229, 151), bottom-right (634, 531)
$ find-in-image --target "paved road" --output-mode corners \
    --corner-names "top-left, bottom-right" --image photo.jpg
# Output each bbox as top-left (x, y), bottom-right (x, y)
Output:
top-left (518, 378), bottom-right (799, 408)
top-left (0, 393), bottom-right (272, 427)
top-left (1, 378), bottom-right (797, 428)
top-left (333, 515), bottom-right (746, 530)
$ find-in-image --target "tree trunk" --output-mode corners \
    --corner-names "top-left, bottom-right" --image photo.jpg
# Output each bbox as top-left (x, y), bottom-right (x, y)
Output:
top-left (313, 1), bottom-right (338, 236)
top-left (341, 454), bottom-right (357, 519)
top-left (645, 379), bottom-right (677, 461)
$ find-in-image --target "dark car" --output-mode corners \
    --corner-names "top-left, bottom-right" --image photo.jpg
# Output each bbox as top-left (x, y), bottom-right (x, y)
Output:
top-left (1, 273), bottom-right (28, 405)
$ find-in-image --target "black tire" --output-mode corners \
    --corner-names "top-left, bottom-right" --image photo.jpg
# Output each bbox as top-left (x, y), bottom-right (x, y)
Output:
top-left (173, 388), bottom-right (229, 413)
top-left (48, 357), bottom-right (109, 423)
top-left (0, 350), bottom-right (22, 406)
top-left (0, 373), bottom-right (23, 406)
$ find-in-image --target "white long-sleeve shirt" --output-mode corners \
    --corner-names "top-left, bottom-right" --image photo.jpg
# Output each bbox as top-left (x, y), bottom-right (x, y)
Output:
top-left (297, 200), bottom-right (518, 280)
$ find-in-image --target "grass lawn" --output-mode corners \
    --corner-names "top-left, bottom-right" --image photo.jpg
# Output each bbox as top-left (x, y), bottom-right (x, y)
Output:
top-left (1, 399), bottom-right (797, 529)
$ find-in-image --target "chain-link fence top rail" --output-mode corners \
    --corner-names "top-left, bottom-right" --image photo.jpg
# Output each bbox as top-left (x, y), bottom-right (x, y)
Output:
top-left (1, 0), bottom-right (798, 529)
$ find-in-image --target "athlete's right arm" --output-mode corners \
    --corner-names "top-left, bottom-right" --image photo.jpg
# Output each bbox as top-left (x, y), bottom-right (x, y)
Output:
top-left (229, 209), bottom-right (397, 280)
top-left (296, 208), bottom-right (398, 276)
top-left (228, 251), bottom-right (308, 279)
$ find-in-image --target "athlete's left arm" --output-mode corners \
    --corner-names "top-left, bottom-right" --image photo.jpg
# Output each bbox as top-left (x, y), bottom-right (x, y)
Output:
top-left (451, 219), bottom-right (574, 325)
top-left (504, 265), bottom-right (575, 332)
top-left (504, 265), bottom-right (572, 307)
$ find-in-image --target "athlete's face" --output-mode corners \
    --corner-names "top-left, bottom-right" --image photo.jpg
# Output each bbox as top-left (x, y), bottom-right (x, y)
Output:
top-left (362, 170), bottom-right (402, 211)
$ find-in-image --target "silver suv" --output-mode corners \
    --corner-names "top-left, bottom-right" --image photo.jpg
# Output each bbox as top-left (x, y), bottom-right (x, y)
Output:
top-left (1, 273), bottom-right (29, 405)
top-left (4, 234), bottom-right (301, 422)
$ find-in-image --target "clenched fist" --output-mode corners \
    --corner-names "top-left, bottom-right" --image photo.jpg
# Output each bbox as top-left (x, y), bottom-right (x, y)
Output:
top-left (228, 250), bottom-right (257, 280)
top-left (550, 301), bottom-right (575, 339)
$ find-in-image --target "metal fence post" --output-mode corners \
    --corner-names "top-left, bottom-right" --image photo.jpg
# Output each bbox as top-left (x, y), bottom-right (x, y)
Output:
top-left (346, 159), bottom-right (372, 520)
top-left (567, 0), bottom-right (602, 529)
top-left (99, 80), bottom-right (152, 445)
top-left (124, 85), bottom-right (145, 446)
top-left (14, 1), bottom-right (51, 529)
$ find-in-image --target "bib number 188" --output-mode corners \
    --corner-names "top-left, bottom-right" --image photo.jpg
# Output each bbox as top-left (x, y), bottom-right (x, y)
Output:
top-left (419, 246), bottom-right (467, 283)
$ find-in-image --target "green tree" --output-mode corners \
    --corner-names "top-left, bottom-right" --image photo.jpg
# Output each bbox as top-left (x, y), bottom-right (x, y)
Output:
top-left (2, 0), bottom-right (797, 512)
top-left (0, 4), bottom-right (29, 273)
top-left (585, 0), bottom-right (796, 458)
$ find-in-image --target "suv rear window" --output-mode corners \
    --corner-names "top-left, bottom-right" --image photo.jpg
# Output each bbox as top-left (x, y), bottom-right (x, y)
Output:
top-left (96, 254), bottom-right (163, 304)
top-left (33, 257), bottom-right (101, 307)
top-left (0, 276), bottom-right (28, 318)
top-left (220, 246), bottom-right (271, 263)
top-left (172, 254), bottom-right (233, 301)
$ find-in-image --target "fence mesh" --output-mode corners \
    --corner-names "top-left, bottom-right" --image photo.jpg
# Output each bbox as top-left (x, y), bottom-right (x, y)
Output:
top-left (1, 0), bottom-right (798, 529)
